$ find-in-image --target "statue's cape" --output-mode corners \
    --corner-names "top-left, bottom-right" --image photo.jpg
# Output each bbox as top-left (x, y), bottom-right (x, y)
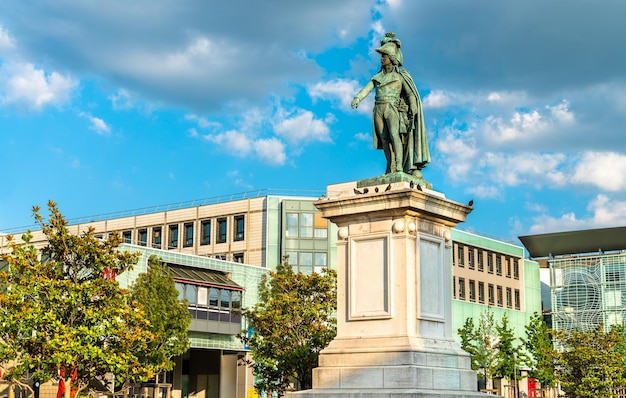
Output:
top-left (399, 69), bottom-right (430, 170)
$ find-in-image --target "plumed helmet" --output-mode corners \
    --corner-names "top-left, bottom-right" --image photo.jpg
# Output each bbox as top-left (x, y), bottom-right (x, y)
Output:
top-left (376, 32), bottom-right (404, 66)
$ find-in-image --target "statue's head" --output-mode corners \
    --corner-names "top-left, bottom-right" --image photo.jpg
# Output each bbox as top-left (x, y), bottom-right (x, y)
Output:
top-left (376, 32), bottom-right (403, 66)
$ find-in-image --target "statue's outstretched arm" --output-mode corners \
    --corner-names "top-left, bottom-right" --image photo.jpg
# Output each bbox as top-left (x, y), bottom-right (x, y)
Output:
top-left (351, 81), bottom-right (374, 109)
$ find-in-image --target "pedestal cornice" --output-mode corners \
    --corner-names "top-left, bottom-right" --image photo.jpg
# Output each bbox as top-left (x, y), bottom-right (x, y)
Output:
top-left (315, 185), bottom-right (472, 228)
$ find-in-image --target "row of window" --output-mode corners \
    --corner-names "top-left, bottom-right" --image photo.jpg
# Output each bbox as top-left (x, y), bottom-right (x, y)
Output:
top-left (175, 282), bottom-right (242, 323)
top-left (121, 215), bottom-right (245, 249)
top-left (285, 212), bottom-right (328, 239)
top-left (454, 244), bottom-right (520, 280)
top-left (284, 250), bottom-right (328, 274)
top-left (454, 277), bottom-right (521, 310)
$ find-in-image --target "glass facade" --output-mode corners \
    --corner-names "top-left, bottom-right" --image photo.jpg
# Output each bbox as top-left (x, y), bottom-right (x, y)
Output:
top-left (550, 253), bottom-right (626, 333)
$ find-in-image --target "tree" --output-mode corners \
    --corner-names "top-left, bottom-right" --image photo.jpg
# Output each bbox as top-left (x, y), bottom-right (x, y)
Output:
top-left (0, 201), bottom-right (157, 398)
top-left (240, 261), bottom-right (337, 396)
top-left (552, 324), bottom-right (626, 398)
top-left (494, 313), bottom-right (523, 380)
top-left (523, 312), bottom-right (557, 389)
top-left (457, 309), bottom-right (501, 390)
top-left (128, 255), bottom-right (191, 376)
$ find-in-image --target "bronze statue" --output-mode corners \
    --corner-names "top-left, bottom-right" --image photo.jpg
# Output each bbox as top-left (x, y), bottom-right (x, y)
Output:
top-left (351, 33), bottom-right (430, 176)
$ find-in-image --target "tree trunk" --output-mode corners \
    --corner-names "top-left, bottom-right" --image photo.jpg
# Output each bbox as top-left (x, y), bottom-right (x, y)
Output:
top-left (64, 378), bottom-right (71, 398)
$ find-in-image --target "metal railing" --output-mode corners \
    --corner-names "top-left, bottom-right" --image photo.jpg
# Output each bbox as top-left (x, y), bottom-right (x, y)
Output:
top-left (1, 188), bottom-right (325, 235)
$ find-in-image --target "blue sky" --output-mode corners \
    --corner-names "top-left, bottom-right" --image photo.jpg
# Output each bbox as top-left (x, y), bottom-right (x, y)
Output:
top-left (2, 0), bottom-right (626, 243)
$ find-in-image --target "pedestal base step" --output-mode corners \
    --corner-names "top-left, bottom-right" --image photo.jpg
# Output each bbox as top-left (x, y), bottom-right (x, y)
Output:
top-left (290, 388), bottom-right (498, 398)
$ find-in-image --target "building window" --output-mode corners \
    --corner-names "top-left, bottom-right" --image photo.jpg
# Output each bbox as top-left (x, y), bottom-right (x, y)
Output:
top-left (469, 279), bottom-right (476, 302)
top-left (234, 215), bottom-right (245, 241)
top-left (197, 286), bottom-right (208, 306)
top-left (220, 289), bottom-right (230, 308)
top-left (201, 220), bottom-right (211, 245)
top-left (477, 251), bottom-right (484, 272)
top-left (478, 281), bottom-right (485, 304)
top-left (185, 285), bottom-right (197, 305)
top-left (506, 287), bottom-right (512, 308)
top-left (214, 254), bottom-right (227, 260)
top-left (514, 289), bottom-right (521, 310)
top-left (314, 213), bottom-right (328, 238)
top-left (300, 213), bottom-right (313, 238)
top-left (138, 229), bottom-right (147, 246)
top-left (233, 252), bottom-right (244, 263)
top-left (285, 251), bottom-right (298, 266)
top-left (468, 249), bottom-right (474, 270)
top-left (314, 252), bottom-right (327, 274)
top-left (184, 222), bottom-right (194, 247)
top-left (458, 277), bottom-right (466, 300)
top-left (453, 277), bottom-right (456, 299)
top-left (175, 282), bottom-right (185, 300)
top-left (487, 253), bottom-right (494, 274)
top-left (497, 286), bottom-right (503, 307)
top-left (505, 257), bottom-right (512, 278)
top-left (122, 230), bottom-right (132, 244)
top-left (488, 284), bottom-right (494, 305)
top-left (513, 260), bottom-right (520, 279)
top-left (496, 255), bottom-right (502, 276)
top-left (299, 252), bottom-right (313, 274)
top-left (457, 245), bottom-right (464, 267)
top-left (168, 224), bottom-right (179, 249)
top-left (209, 288), bottom-right (218, 306)
top-left (232, 291), bottom-right (241, 310)
top-left (217, 218), bottom-right (227, 243)
top-left (286, 213), bottom-right (299, 237)
top-left (152, 227), bottom-right (162, 249)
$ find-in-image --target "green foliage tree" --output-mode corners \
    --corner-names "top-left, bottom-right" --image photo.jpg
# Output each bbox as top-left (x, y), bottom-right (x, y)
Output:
top-left (0, 201), bottom-right (156, 398)
top-left (240, 261), bottom-right (337, 396)
top-left (553, 324), bottom-right (626, 398)
top-left (523, 312), bottom-right (556, 388)
top-left (494, 313), bottom-right (523, 381)
top-left (128, 255), bottom-right (191, 375)
top-left (457, 309), bottom-right (508, 390)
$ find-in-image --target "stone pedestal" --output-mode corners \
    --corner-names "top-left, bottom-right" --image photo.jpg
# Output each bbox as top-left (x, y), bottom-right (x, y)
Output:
top-left (291, 177), bottom-right (494, 398)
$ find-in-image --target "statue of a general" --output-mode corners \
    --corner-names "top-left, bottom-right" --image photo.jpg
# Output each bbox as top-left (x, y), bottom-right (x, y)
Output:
top-left (351, 33), bottom-right (430, 176)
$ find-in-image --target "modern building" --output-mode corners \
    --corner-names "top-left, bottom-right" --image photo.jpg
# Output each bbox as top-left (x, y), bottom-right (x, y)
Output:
top-left (3, 191), bottom-right (337, 274)
top-left (450, 229), bottom-right (541, 339)
top-left (520, 226), bottom-right (626, 334)
top-left (450, 229), bottom-right (542, 395)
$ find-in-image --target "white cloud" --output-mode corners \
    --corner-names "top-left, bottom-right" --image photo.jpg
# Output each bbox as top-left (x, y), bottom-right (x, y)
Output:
top-left (109, 89), bottom-right (135, 110)
top-left (308, 79), bottom-right (360, 111)
top-left (185, 113), bottom-right (222, 130)
top-left (571, 152), bottom-right (626, 191)
top-left (355, 132), bottom-right (370, 142)
top-left (423, 89), bottom-right (528, 110)
top-left (255, 138), bottom-right (286, 165)
top-left (435, 126), bottom-right (479, 180)
top-left (204, 130), bottom-right (252, 155)
top-left (0, 62), bottom-right (76, 110)
top-left (466, 185), bottom-right (501, 200)
top-left (79, 112), bottom-right (111, 135)
top-left (0, 25), bottom-right (15, 53)
top-left (529, 194), bottom-right (626, 234)
top-left (423, 90), bottom-right (452, 108)
top-left (480, 101), bottom-right (574, 146)
top-left (273, 109), bottom-right (331, 145)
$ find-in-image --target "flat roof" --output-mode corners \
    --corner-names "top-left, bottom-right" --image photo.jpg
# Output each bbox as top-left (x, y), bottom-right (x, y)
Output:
top-left (168, 263), bottom-right (244, 291)
top-left (519, 226), bottom-right (626, 259)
